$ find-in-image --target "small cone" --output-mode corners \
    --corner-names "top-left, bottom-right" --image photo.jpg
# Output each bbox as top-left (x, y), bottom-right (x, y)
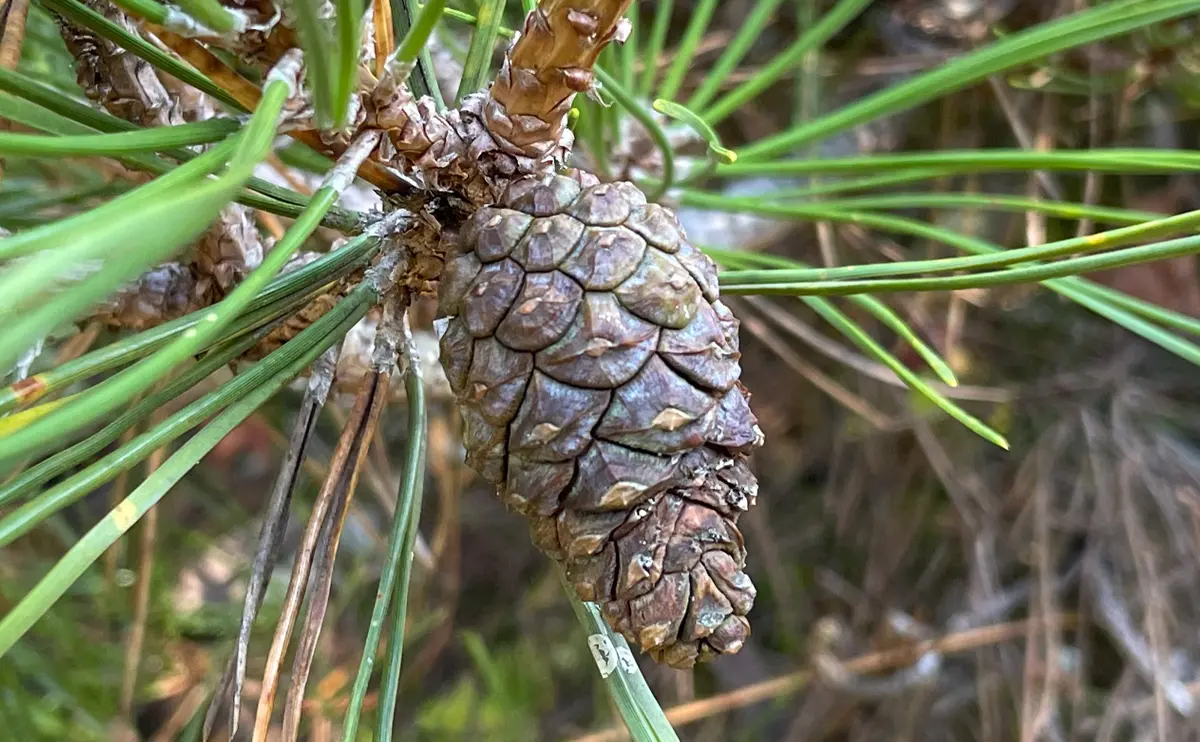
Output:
top-left (438, 174), bottom-right (763, 667)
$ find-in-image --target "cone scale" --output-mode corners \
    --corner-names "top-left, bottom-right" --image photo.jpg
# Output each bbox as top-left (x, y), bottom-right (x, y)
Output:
top-left (438, 174), bottom-right (763, 667)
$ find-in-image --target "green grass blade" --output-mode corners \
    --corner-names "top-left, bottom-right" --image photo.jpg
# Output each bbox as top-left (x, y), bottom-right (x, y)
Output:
top-left (562, 576), bottom-right (680, 742)
top-left (289, 0), bottom-right (338, 126)
top-left (395, 0), bottom-right (445, 63)
top-left (686, 0), bottom-right (784, 111)
top-left (0, 66), bottom-right (302, 462)
top-left (736, 0), bottom-right (1200, 161)
top-left (656, 0), bottom-right (718, 102)
top-left (1061, 288), bottom-right (1200, 367)
top-left (618, 2), bottom-right (636, 92)
top-left (342, 320), bottom-right (428, 740)
top-left (106, 0), bottom-right (168, 23)
top-left (0, 182), bottom-right (125, 220)
top-left (706, 247), bottom-right (961, 396)
top-left (805, 298), bottom-right (1007, 448)
top-left (395, 0), bottom-right (447, 106)
top-left (0, 66), bottom-right (141, 133)
top-left (722, 234), bottom-right (1200, 298)
top-left (699, 198), bottom-right (1200, 367)
top-left (719, 149), bottom-right (1200, 177)
top-left (171, 0), bottom-right (241, 34)
top-left (757, 169), bottom-right (958, 200)
top-left (683, 193), bottom-right (1200, 282)
top-left (0, 67), bottom-right (328, 217)
top-left (850, 295), bottom-right (957, 386)
top-left (0, 91), bottom-right (104, 136)
top-left (0, 119), bottom-right (240, 156)
top-left (456, 0), bottom-right (506, 103)
top-left (0, 92), bottom-right (166, 174)
top-left (372, 320), bottom-right (428, 742)
top-left (0, 223), bottom-right (390, 416)
top-left (701, 0), bottom-right (872, 126)
top-left (815, 192), bottom-right (1171, 225)
top-left (1073, 281), bottom-right (1200, 338)
top-left (637, 0), bottom-right (673, 98)
top-left (0, 330), bottom-right (270, 507)
top-left (0, 138), bottom-right (237, 321)
top-left (0, 298), bottom-right (368, 659)
top-left (0, 291), bottom-right (372, 549)
top-left (333, 0), bottom-right (367, 127)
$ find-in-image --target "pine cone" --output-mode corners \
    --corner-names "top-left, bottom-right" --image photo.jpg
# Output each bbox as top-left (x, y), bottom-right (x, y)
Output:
top-left (438, 175), bottom-right (763, 667)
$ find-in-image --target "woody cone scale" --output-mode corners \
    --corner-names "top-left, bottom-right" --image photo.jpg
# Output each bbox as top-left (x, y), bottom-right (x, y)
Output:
top-left (438, 167), bottom-right (763, 666)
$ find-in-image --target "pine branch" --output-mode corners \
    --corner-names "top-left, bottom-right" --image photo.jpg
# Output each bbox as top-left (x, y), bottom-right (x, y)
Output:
top-left (488, 0), bottom-right (633, 152)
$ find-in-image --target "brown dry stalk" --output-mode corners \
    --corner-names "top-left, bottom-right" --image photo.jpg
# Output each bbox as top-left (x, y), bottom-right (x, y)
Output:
top-left (148, 684), bottom-right (209, 742)
top-left (280, 370), bottom-right (389, 741)
top-left (104, 415), bottom-right (143, 583)
top-left (119, 444), bottom-right (165, 717)
top-left (203, 347), bottom-right (341, 742)
top-left (147, 25), bottom-right (409, 193)
top-left (145, 25), bottom-right (264, 107)
top-left (491, 0), bottom-right (634, 150)
top-left (0, 0), bottom-right (31, 69)
top-left (249, 369), bottom-right (380, 742)
top-left (571, 615), bottom-right (1081, 742)
top-left (0, 0), bottom-right (30, 186)
top-left (372, 0), bottom-right (394, 77)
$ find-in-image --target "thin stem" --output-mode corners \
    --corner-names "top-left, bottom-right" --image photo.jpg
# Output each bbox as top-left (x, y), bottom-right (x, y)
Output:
top-left (0, 119), bottom-right (240, 156)
top-left (736, 0), bottom-right (1200, 161)
top-left (374, 311), bottom-right (427, 742)
top-left (594, 66), bottom-right (673, 198)
top-left (342, 308), bottom-right (427, 740)
top-left (701, 0), bottom-right (872, 125)
top-left (637, 0), bottom-right (673, 98)
top-left (656, 0), bottom-right (718, 101)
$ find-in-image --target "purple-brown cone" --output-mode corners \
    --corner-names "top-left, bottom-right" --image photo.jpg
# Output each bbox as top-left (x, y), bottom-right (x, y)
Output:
top-left (438, 174), bottom-right (763, 667)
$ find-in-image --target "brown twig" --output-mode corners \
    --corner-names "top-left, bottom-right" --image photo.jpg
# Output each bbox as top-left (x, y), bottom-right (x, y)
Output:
top-left (257, 210), bottom-right (287, 240)
top-left (489, 0), bottom-right (634, 149)
top-left (204, 345), bottom-right (341, 742)
top-left (280, 368), bottom-right (390, 741)
top-left (119, 441), bottom-right (166, 718)
top-left (248, 369), bottom-right (378, 742)
top-left (149, 684), bottom-right (208, 742)
top-left (810, 617), bottom-right (942, 699)
top-left (146, 25), bottom-right (410, 193)
top-left (0, 0), bottom-right (30, 69)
